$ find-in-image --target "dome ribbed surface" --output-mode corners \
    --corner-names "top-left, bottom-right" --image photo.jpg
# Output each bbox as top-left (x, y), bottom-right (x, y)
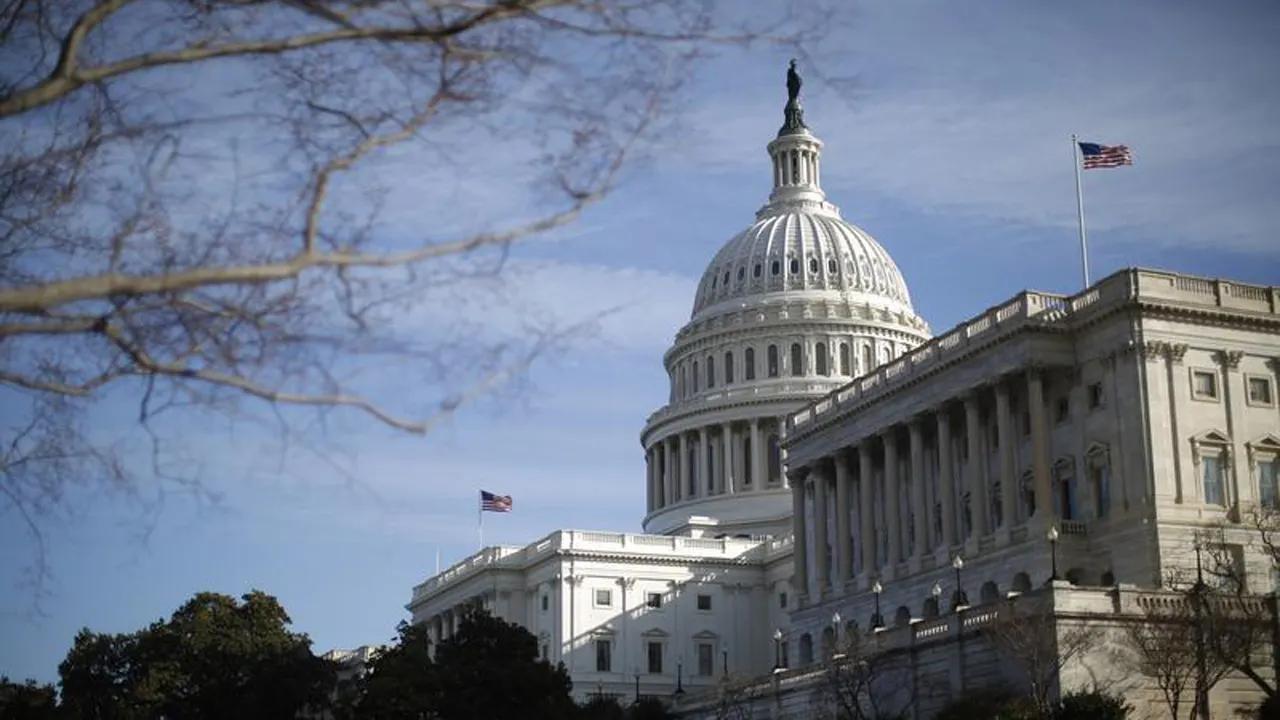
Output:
top-left (691, 209), bottom-right (914, 320)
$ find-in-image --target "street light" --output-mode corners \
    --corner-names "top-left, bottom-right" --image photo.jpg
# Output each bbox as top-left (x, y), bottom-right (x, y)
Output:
top-left (634, 668), bottom-right (641, 704)
top-left (832, 611), bottom-right (845, 660)
top-left (772, 629), bottom-right (784, 671)
top-left (952, 554), bottom-right (968, 610)
top-left (930, 581), bottom-right (943, 616)
top-left (1047, 525), bottom-right (1060, 582)
top-left (871, 579), bottom-right (884, 629)
top-left (722, 644), bottom-right (729, 678)
top-left (675, 659), bottom-right (684, 696)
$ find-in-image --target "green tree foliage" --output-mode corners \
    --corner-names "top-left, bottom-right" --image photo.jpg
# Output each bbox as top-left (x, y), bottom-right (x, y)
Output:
top-left (352, 608), bottom-right (578, 720)
top-left (0, 677), bottom-right (59, 720)
top-left (57, 591), bottom-right (334, 719)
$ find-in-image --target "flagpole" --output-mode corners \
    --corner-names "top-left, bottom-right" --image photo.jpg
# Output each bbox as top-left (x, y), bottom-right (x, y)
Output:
top-left (1072, 133), bottom-right (1090, 287)
top-left (478, 491), bottom-right (484, 548)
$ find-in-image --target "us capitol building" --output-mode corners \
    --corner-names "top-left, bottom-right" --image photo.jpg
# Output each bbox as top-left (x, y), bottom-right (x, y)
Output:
top-left (404, 66), bottom-right (1280, 718)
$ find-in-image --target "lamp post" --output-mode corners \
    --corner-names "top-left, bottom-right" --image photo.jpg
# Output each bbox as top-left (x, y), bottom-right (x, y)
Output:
top-left (832, 611), bottom-right (844, 659)
top-left (675, 660), bottom-right (684, 697)
top-left (871, 580), bottom-right (884, 629)
top-left (773, 629), bottom-right (784, 671)
top-left (952, 554), bottom-right (968, 610)
top-left (930, 581), bottom-right (943, 616)
top-left (1047, 525), bottom-right (1060, 582)
top-left (634, 668), bottom-right (641, 704)
top-left (722, 645), bottom-right (729, 678)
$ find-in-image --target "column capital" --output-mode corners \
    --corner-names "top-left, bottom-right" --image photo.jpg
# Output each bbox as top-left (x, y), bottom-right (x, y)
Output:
top-left (1213, 349), bottom-right (1243, 370)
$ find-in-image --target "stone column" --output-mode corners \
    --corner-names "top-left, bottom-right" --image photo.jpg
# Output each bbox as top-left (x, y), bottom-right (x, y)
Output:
top-left (750, 419), bottom-right (765, 489)
top-left (965, 393), bottom-right (988, 543)
top-left (1216, 350), bottom-right (1247, 512)
top-left (722, 422), bottom-right (735, 494)
top-left (858, 441), bottom-right (876, 581)
top-left (883, 430), bottom-right (901, 572)
top-left (937, 407), bottom-right (957, 552)
top-left (1027, 369), bottom-right (1053, 522)
top-left (699, 427), bottom-right (711, 497)
top-left (791, 469), bottom-right (809, 603)
top-left (834, 452), bottom-right (853, 588)
top-left (909, 420), bottom-right (928, 565)
top-left (680, 430), bottom-right (691, 499)
top-left (995, 381), bottom-right (1018, 533)
top-left (665, 438), bottom-right (676, 506)
top-left (812, 463), bottom-right (830, 596)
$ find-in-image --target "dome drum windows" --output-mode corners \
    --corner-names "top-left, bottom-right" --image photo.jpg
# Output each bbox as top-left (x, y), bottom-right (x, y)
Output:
top-left (790, 343), bottom-right (803, 377)
top-left (767, 345), bottom-right (780, 378)
top-left (808, 257), bottom-right (819, 274)
top-left (771, 260), bottom-right (781, 276)
top-left (744, 348), bottom-right (756, 380)
top-left (815, 342), bottom-right (828, 376)
top-left (753, 263), bottom-right (762, 279)
top-left (737, 267), bottom-right (745, 283)
top-left (724, 352), bottom-right (735, 384)
top-left (789, 258), bottom-right (800, 274)
top-left (706, 356), bottom-right (715, 389)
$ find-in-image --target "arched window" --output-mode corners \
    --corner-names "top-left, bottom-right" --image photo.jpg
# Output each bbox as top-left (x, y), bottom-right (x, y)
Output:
top-left (744, 348), bottom-right (756, 380)
top-left (676, 364), bottom-right (685, 398)
top-left (706, 356), bottom-right (715, 388)
top-left (808, 257), bottom-right (818, 273)
top-left (923, 597), bottom-right (939, 618)
top-left (861, 345), bottom-right (873, 374)
top-left (771, 260), bottom-right (781, 275)
top-left (737, 267), bottom-right (745, 282)
top-left (790, 343), bottom-right (803, 377)
top-left (789, 258), bottom-right (799, 274)
top-left (828, 258), bottom-right (837, 274)
top-left (799, 634), bottom-right (814, 665)
top-left (767, 345), bottom-right (779, 378)
top-left (724, 352), bottom-right (734, 384)
top-left (1012, 572), bottom-right (1032, 593)
top-left (980, 581), bottom-right (1000, 604)
top-left (692, 360), bottom-right (699, 393)
top-left (815, 342), bottom-right (828, 376)
top-left (894, 606), bottom-right (911, 627)
top-left (753, 263), bottom-right (762, 278)
top-left (839, 342), bottom-right (851, 376)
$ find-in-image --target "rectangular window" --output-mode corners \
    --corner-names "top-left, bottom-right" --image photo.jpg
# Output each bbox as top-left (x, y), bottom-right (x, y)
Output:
top-left (1249, 376), bottom-right (1274, 405)
top-left (1091, 464), bottom-right (1111, 519)
top-left (541, 594), bottom-right (549, 612)
top-left (1088, 382), bottom-right (1104, 410)
top-left (647, 641), bottom-right (663, 674)
top-left (1260, 460), bottom-right (1279, 510)
top-left (595, 639), bottom-right (612, 672)
top-left (697, 642), bottom-right (714, 677)
top-left (1192, 370), bottom-right (1219, 400)
top-left (594, 589), bottom-right (612, 607)
top-left (1055, 397), bottom-right (1070, 423)
top-left (779, 592), bottom-right (787, 609)
top-left (1203, 455), bottom-right (1226, 506)
top-left (646, 592), bottom-right (662, 609)
top-left (696, 594), bottom-right (712, 611)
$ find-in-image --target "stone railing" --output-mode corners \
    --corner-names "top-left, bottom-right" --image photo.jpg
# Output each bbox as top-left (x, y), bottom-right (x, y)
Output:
top-left (788, 268), bottom-right (1278, 434)
top-left (410, 531), bottom-right (766, 604)
top-left (645, 378), bottom-right (841, 431)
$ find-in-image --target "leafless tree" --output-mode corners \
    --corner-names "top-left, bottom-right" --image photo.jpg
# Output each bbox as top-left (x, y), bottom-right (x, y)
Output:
top-left (0, 0), bottom-right (817, 597)
top-left (1118, 600), bottom-right (1211, 720)
top-left (985, 600), bottom-right (1100, 718)
top-left (815, 630), bottom-right (913, 720)
top-left (712, 672), bottom-right (766, 720)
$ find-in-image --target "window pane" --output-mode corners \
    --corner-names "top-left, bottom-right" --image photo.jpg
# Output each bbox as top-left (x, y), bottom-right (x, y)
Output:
top-left (1260, 461), bottom-right (1278, 509)
top-left (698, 643), bottom-right (714, 676)
top-left (597, 640), bottom-right (611, 672)
top-left (647, 642), bottom-right (662, 674)
top-left (1203, 456), bottom-right (1224, 505)
top-left (1194, 371), bottom-right (1217, 397)
top-left (1250, 377), bottom-right (1273, 404)
top-left (790, 344), bottom-right (802, 377)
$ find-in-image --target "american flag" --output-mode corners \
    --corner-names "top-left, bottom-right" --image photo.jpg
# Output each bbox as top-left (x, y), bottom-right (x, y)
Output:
top-left (480, 490), bottom-right (512, 513)
top-left (1078, 142), bottom-right (1132, 169)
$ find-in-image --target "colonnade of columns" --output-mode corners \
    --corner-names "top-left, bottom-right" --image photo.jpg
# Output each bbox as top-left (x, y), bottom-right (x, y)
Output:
top-left (790, 370), bottom-right (1057, 604)
top-left (772, 144), bottom-right (821, 188)
top-left (646, 417), bottom-right (783, 513)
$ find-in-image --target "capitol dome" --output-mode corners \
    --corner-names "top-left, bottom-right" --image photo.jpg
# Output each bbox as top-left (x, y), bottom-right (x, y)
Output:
top-left (691, 208), bottom-right (915, 322)
top-left (640, 63), bottom-right (930, 539)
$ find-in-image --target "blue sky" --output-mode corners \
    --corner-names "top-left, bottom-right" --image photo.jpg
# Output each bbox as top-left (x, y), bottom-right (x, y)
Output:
top-left (3, 0), bottom-right (1279, 685)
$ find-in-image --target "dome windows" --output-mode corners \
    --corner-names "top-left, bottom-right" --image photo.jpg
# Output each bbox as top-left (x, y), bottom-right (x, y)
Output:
top-left (753, 263), bottom-right (762, 278)
top-left (815, 342), bottom-right (828, 376)
top-left (737, 267), bottom-right (745, 282)
top-left (745, 348), bottom-right (756, 380)
top-left (828, 259), bottom-right (837, 274)
top-left (790, 343), bottom-right (803, 377)
top-left (839, 342), bottom-right (851, 376)
top-left (723, 271), bottom-right (730, 286)
top-left (724, 352), bottom-right (734, 384)
top-left (706, 356), bottom-right (715, 388)
top-left (767, 345), bottom-right (779, 377)
top-left (771, 260), bottom-right (781, 276)
top-left (789, 258), bottom-right (799, 274)
top-left (809, 258), bottom-right (818, 274)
